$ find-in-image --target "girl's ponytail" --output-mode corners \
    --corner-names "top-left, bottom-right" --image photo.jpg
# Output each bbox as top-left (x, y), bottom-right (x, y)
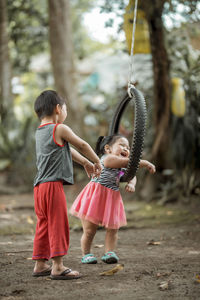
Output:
top-left (95, 136), bottom-right (105, 156)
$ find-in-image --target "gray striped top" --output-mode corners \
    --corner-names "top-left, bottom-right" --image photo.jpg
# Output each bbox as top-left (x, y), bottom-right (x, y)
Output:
top-left (91, 155), bottom-right (125, 191)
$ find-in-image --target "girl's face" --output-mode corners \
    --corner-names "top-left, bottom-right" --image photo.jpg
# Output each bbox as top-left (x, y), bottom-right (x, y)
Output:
top-left (57, 104), bottom-right (67, 123)
top-left (106, 137), bottom-right (130, 158)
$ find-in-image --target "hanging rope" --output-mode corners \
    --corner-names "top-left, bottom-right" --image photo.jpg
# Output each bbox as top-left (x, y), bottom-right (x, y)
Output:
top-left (128, 0), bottom-right (139, 97)
top-left (109, 0), bottom-right (147, 181)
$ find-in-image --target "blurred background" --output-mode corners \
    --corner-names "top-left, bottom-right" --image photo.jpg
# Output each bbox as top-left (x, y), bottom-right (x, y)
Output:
top-left (0, 0), bottom-right (200, 205)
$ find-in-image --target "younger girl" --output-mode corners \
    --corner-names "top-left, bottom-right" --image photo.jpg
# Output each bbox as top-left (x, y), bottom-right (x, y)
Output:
top-left (70, 134), bottom-right (156, 264)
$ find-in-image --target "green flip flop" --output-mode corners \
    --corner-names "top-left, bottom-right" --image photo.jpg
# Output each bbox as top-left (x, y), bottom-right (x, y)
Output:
top-left (81, 253), bottom-right (97, 264)
top-left (101, 251), bottom-right (119, 264)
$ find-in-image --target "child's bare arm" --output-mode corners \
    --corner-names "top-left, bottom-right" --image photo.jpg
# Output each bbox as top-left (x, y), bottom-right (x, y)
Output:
top-left (70, 148), bottom-right (95, 178)
top-left (104, 153), bottom-right (155, 174)
top-left (103, 154), bottom-right (129, 168)
top-left (125, 176), bottom-right (137, 193)
top-left (55, 124), bottom-right (102, 176)
top-left (55, 124), bottom-right (99, 161)
top-left (139, 160), bottom-right (156, 174)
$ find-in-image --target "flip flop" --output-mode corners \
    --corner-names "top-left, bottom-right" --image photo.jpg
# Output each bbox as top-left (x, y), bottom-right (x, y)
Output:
top-left (50, 268), bottom-right (81, 280)
top-left (81, 253), bottom-right (97, 264)
top-left (32, 267), bottom-right (52, 277)
top-left (101, 251), bottom-right (119, 264)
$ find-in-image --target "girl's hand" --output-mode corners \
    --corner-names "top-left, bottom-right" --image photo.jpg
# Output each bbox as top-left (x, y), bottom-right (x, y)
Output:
top-left (93, 162), bottom-right (102, 177)
top-left (83, 161), bottom-right (95, 178)
top-left (146, 162), bottom-right (156, 174)
top-left (125, 176), bottom-right (137, 193)
top-left (140, 160), bottom-right (156, 174)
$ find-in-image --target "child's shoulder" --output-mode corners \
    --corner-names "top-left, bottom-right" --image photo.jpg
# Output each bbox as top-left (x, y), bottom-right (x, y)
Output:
top-left (55, 123), bottom-right (72, 133)
top-left (100, 154), bottom-right (107, 163)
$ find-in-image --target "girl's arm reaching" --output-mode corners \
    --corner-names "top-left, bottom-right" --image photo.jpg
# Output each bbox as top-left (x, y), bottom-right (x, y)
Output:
top-left (70, 148), bottom-right (96, 178)
top-left (103, 153), bottom-right (155, 174)
top-left (103, 155), bottom-right (129, 168)
top-left (139, 160), bottom-right (156, 174)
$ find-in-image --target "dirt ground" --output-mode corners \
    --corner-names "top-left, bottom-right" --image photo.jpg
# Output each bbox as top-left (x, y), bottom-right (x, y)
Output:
top-left (0, 183), bottom-right (200, 300)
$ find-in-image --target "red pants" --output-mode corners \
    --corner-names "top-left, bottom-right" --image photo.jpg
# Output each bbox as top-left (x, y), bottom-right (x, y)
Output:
top-left (32, 181), bottom-right (69, 260)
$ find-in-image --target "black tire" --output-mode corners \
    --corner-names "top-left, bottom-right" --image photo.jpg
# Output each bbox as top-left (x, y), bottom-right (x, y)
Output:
top-left (109, 87), bottom-right (147, 182)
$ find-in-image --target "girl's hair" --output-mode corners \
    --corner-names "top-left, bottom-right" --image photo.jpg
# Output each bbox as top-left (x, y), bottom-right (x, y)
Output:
top-left (95, 134), bottom-right (125, 156)
top-left (34, 90), bottom-right (66, 120)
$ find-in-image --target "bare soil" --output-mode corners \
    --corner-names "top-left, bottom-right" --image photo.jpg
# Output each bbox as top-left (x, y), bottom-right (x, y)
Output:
top-left (0, 183), bottom-right (200, 300)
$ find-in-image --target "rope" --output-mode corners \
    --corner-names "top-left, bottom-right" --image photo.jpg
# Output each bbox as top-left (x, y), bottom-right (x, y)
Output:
top-left (128, 0), bottom-right (139, 98)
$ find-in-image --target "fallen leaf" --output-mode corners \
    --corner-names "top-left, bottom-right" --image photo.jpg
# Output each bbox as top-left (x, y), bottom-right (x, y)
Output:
top-left (94, 244), bottom-right (104, 248)
top-left (27, 216), bottom-right (34, 224)
top-left (195, 275), bottom-right (200, 283)
top-left (159, 281), bottom-right (170, 290)
top-left (99, 264), bottom-right (124, 276)
top-left (147, 240), bottom-right (161, 245)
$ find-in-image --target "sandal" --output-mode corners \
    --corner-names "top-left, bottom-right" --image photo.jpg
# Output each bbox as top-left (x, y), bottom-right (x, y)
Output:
top-left (101, 251), bottom-right (119, 264)
top-left (50, 268), bottom-right (81, 280)
top-left (32, 267), bottom-right (52, 277)
top-left (81, 253), bottom-right (97, 264)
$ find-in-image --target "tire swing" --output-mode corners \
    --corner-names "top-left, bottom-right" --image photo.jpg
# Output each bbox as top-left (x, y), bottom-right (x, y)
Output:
top-left (108, 0), bottom-right (147, 182)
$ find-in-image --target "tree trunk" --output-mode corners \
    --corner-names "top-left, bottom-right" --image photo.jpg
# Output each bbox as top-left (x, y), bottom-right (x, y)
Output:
top-left (48, 0), bottom-right (83, 134)
top-left (0, 0), bottom-right (12, 124)
top-left (142, 0), bottom-right (171, 170)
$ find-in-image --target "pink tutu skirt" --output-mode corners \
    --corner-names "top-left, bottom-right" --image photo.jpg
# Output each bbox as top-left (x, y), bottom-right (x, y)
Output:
top-left (70, 181), bottom-right (127, 229)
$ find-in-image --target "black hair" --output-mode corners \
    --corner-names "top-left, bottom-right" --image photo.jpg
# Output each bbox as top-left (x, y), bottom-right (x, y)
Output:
top-left (34, 90), bottom-right (66, 120)
top-left (95, 134), bottom-right (125, 156)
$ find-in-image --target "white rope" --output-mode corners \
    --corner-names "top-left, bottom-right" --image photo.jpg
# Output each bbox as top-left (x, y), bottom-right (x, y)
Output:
top-left (128, 0), bottom-right (139, 97)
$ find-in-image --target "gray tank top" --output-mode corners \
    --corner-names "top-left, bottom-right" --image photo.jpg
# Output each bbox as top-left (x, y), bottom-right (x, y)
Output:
top-left (34, 123), bottom-right (73, 186)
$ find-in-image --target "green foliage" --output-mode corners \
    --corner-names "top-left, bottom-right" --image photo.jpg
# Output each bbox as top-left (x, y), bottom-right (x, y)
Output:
top-left (2, 0), bottom-right (111, 186)
top-left (167, 27), bottom-right (200, 169)
top-left (7, 0), bottom-right (48, 73)
top-left (99, 0), bottom-right (200, 33)
top-left (0, 116), bottom-right (37, 186)
top-left (3, 0), bottom-right (199, 195)
top-left (0, 72), bottom-right (49, 186)
top-left (71, 0), bottom-right (110, 59)
top-left (164, 25), bottom-right (200, 198)
top-left (99, 0), bottom-right (126, 15)
top-left (7, 0), bottom-right (106, 70)
top-left (164, 0), bottom-right (200, 22)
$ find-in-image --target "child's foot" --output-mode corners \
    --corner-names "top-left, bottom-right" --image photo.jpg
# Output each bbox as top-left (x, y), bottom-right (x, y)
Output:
top-left (81, 253), bottom-right (97, 264)
top-left (50, 268), bottom-right (81, 280)
top-left (101, 251), bottom-right (119, 264)
top-left (32, 266), bottom-right (52, 277)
